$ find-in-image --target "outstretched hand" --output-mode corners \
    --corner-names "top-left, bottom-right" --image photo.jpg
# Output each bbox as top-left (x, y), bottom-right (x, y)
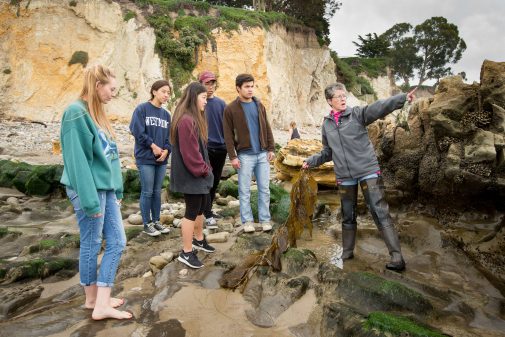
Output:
top-left (407, 87), bottom-right (418, 103)
top-left (302, 162), bottom-right (309, 170)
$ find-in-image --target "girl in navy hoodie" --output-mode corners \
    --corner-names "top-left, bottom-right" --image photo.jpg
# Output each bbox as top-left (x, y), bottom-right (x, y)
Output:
top-left (130, 80), bottom-right (172, 237)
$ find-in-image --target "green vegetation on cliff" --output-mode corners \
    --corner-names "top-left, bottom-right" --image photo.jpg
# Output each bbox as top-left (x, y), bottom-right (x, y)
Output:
top-left (130, 0), bottom-right (303, 97)
top-left (331, 52), bottom-right (386, 99)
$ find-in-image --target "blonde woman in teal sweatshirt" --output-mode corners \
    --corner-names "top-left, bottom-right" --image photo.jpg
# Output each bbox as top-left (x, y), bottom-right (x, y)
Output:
top-left (60, 65), bottom-right (131, 320)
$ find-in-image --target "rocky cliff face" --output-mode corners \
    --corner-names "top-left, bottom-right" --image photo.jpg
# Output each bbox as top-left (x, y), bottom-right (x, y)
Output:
top-left (374, 60), bottom-right (505, 203)
top-left (0, 0), bottom-right (337, 127)
top-left (194, 24), bottom-right (336, 128)
top-left (275, 60), bottom-right (505, 203)
top-left (0, 0), bottom-right (162, 123)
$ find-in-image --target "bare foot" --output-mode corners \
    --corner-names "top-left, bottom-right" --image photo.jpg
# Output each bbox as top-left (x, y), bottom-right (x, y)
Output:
top-left (110, 297), bottom-right (125, 308)
top-left (84, 301), bottom-right (96, 310)
top-left (84, 297), bottom-right (124, 309)
top-left (92, 307), bottom-right (133, 320)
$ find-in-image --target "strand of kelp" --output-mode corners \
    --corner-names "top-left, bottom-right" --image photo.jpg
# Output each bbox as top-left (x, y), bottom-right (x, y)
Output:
top-left (219, 169), bottom-right (318, 291)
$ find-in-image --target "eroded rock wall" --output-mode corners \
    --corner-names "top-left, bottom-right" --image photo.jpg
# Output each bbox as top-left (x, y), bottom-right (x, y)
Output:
top-left (375, 60), bottom-right (505, 202)
top-left (0, 0), bottom-right (162, 122)
top-left (193, 24), bottom-right (337, 128)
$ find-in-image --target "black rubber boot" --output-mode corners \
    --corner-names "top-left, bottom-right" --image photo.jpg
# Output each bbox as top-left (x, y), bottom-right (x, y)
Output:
top-left (339, 184), bottom-right (358, 260)
top-left (360, 177), bottom-right (405, 271)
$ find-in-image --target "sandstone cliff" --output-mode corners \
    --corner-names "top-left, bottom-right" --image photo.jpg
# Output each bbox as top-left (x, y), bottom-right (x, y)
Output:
top-left (193, 24), bottom-right (337, 128)
top-left (0, 0), bottom-right (162, 122)
top-left (0, 0), bottom-right (340, 127)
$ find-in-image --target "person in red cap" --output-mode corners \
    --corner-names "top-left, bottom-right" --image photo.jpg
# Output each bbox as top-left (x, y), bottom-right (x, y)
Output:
top-left (198, 71), bottom-right (227, 229)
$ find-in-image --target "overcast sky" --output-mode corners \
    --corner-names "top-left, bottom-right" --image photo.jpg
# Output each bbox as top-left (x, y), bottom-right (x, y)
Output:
top-left (328, 0), bottom-right (505, 84)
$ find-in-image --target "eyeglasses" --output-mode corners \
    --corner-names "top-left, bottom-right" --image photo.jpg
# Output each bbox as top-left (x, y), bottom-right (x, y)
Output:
top-left (332, 94), bottom-right (347, 100)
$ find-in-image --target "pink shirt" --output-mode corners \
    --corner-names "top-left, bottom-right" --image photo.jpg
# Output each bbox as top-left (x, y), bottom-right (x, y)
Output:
top-left (331, 110), bottom-right (343, 125)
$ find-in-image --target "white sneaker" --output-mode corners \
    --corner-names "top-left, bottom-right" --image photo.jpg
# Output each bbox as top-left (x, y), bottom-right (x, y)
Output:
top-left (243, 222), bottom-right (255, 233)
top-left (261, 222), bottom-right (272, 232)
top-left (205, 217), bottom-right (218, 230)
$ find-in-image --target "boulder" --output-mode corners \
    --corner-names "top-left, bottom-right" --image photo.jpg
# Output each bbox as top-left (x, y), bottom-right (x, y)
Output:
top-left (217, 180), bottom-right (239, 198)
top-left (218, 222), bottom-right (234, 233)
top-left (464, 129), bottom-right (496, 162)
top-left (220, 164), bottom-right (236, 178)
top-left (215, 197), bottom-right (229, 206)
top-left (0, 285), bottom-right (43, 318)
top-left (206, 232), bottom-right (230, 243)
top-left (149, 255), bottom-right (169, 274)
top-left (281, 248), bottom-right (318, 276)
top-left (127, 214), bottom-right (143, 226)
top-left (480, 59), bottom-right (505, 111)
top-left (160, 213), bottom-right (174, 225)
top-left (5, 197), bottom-right (19, 207)
top-left (336, 272), bottom-right (433, 314)
top-left (372, 60), bottom-right (505, 202)
top-left (160, 251), bottom-right (174, 262)
top-left (274, 139), bottom-right (335, 186)
top-left (245, 276), bottom-right (310, 328)
top-left (428, 76), bottom-right (479, 138)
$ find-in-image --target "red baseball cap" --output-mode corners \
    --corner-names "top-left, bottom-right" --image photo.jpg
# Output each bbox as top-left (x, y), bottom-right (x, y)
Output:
top-left (199, 71), bottom-right (216, 84)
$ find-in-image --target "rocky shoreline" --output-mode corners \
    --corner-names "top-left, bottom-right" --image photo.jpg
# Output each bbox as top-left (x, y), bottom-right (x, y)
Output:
top-left (1, 60), bottom-right (505, 336)
top-left (0, 156), bottom-right (504, 336)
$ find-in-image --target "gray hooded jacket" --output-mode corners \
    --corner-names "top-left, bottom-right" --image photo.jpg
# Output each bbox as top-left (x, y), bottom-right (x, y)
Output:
top-left (306, 93), bottom-right (407, 180)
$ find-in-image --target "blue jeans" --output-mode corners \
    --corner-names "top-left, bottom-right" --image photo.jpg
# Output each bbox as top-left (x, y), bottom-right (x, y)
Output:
top-left (138, 164), bottom-right (167, 225)
top-left (338, 173), bottom-right (379, 186)
top-left (66, 188), bottom-right (126, 287)
top-left (237, 152), bottom-right (271, 223)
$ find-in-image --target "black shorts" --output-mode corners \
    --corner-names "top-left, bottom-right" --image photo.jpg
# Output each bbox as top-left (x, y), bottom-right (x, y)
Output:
top-left (184, 194), bottom-right (209, 221)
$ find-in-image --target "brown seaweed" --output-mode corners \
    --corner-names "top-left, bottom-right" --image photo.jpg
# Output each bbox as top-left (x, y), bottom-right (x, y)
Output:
top-left (219, 169), bottom-right (318, 291)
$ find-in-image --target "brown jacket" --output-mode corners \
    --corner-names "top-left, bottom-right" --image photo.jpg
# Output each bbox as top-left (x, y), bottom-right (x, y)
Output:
top-left (223, 97), bottom-right (275, 160)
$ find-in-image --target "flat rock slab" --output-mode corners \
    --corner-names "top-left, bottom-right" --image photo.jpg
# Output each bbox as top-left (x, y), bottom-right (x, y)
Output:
top-left (0, 187), bottom-right (26, 200)
top-left (0, 284), bottom-right (43, 318)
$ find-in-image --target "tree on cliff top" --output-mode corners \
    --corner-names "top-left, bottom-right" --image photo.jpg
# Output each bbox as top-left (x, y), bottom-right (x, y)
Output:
top-left (414, 17), bottom-right (466, 85)
top-left (353, 16), bottom-right (466, 86)
top-left (353, 33), bottom-right (389, 58)
top-left (382, 23), bottom-right (422, 87)
top-left (208, 0), bottom-right (342, 43)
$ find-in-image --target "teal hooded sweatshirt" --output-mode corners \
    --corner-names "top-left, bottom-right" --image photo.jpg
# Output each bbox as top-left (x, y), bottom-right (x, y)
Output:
top-left (60, 99), bottom-right (123, 216)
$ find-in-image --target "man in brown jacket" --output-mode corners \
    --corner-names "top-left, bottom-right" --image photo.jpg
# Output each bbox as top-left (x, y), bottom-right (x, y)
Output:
top-left (223, 74), bottom-right (275, 233)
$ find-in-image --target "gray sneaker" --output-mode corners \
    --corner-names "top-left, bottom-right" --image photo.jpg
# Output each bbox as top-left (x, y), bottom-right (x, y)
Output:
top-left (143, 223), bottom-right (161, 237)
top-left (205, 217), bottom-right (218, 230)
top-left (153, 221), bottom-right (170, 234)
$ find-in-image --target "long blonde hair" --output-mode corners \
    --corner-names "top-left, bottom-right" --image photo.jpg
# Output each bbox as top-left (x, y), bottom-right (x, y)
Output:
top-left (79, 65), bottom-right (116, 138)
top-left (170, 82), bottom-right (208, 145)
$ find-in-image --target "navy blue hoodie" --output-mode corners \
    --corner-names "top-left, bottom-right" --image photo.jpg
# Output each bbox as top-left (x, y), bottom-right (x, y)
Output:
top-left (129, 102), bottom-right (171, 165)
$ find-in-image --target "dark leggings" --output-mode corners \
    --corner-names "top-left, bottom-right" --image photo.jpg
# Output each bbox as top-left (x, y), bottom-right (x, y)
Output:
top-left (184, 194), bottom-right (209, 221)
top-left (204, 148), bottom-right (228, 218)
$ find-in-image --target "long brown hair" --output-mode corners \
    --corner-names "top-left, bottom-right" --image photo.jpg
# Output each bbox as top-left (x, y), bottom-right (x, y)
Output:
top-left (79, 65), bottom-right (116, 137)
top-left (170, 82), bottom-right (207, 145)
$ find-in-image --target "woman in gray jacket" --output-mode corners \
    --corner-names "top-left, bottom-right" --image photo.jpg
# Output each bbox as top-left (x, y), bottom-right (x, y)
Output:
top-left (303, 83), bottom-right (416, 271)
